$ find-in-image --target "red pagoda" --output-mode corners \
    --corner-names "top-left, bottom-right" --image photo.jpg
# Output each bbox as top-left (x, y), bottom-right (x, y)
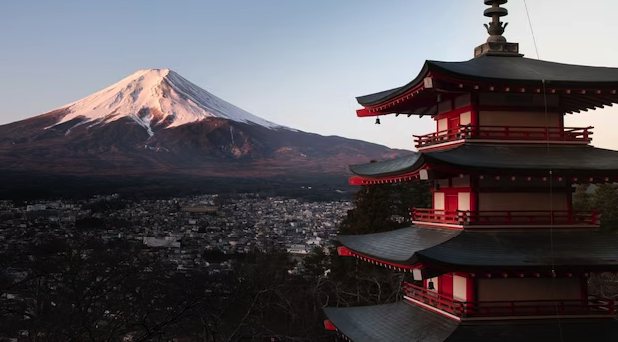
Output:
top-left (323, 1), bottom-right (618, 341)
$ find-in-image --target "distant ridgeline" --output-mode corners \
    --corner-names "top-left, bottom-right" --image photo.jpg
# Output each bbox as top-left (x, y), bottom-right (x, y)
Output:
top-left (0, 170), bottom-right (352, 201)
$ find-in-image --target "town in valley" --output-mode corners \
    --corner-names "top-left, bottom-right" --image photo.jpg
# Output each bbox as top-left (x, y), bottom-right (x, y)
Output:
top-left (0, 194), bottom-right (350, 274)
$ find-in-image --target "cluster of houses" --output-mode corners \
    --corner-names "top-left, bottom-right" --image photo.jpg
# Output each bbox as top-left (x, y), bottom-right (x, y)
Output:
top-left (0, 193), bottom-right (351, 273)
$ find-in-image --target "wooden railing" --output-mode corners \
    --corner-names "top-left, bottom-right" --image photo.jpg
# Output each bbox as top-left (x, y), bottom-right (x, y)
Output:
top-left (411, 208), bottom-right (463, 225)
top-left (413, 125), bottom-right (593, 148)
top-left (411, 208), bottom-right (599, 226)
top-left (402, 282), bottom-right (465, 316)
top-left (402, 282), bottom-right (616, 318)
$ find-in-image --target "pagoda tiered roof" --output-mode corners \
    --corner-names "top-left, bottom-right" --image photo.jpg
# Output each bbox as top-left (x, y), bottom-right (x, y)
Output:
top-left (357, 55), bottom-right (618, 116)
top-left (324, 301), bottom-right (458, 342)
top-left (324, 301), bottom-right (618, 342)
top-left (339, 227), bottom-right (618, 273)
top-left (349, 144), bottom-right (618, 184)
top-left (327, 1), bottom-right (618, 339)
top-left (338, 226), bottom-right (459, 265)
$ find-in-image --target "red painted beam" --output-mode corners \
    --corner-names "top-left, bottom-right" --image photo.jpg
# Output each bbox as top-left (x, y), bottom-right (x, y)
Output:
top-left (348, 170), bottom-right (422, 185)
top-left (337, 246), bottom-right (352, 257)
top-left (340, 247), bottom-right (424, 271)
top-left (356, 108), bottom-right (373, 117)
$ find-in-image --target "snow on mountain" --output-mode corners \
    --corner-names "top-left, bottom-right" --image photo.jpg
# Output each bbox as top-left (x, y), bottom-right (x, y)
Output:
top-left (53, 68), bottom-right (288, 136)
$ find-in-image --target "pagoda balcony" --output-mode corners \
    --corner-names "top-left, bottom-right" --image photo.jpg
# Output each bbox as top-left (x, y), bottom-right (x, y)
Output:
top-left (402, 282), bottom-right (616, 319)
top-left (411, 208), bottom-right (599, 227)
top-left (414, 125), bottom-right (593, 149)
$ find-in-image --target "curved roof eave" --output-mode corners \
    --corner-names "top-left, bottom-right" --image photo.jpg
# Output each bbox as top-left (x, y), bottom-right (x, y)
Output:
top-left (325, 302), bottom-right (618, 342)
top-left (416, 230), bottom-right (618, 270)
top-left (428, 56), bottom-right (618, 87)
top-left (324, 301), bottom-right (459, 342)
top-left (338, 226), bottom-right (462, 265)
top-left (348, 144), bottom-right (618, 179)
top-left (339, 228), bottom-right (618, 270)
top-left (428, 144), bottom-right (618, 173)
top-left (356, 56), bottom-right (618, 108)
top-left (348, 153), bottom-right (424, 177)
top-left (356, 61), bottom-right (432, 107)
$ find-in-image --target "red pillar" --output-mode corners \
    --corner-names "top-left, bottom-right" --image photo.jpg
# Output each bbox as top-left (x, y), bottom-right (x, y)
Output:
top-left (471, 94), bottom-right (480, 139)
top-left (580, 275), bottom-right (588, 300)
top-left (566, 180), bottom-right (573, 221)
top-left (470, 175), bottom-right (479, 215)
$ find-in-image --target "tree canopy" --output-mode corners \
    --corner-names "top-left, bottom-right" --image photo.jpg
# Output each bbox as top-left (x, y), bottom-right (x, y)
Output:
top-left (338, 181), bottom-right (430, 235)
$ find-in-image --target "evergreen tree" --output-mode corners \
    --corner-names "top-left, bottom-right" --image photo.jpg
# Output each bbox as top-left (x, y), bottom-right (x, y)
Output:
top-left (314, 180), bottom-right (432, 309)
top-left (572, 184), bottom-right (592, 211)
top-left (338, 181), bottom-right (431, 235)
top-left (591, 183), bottom-right (618, 232)
top-left (338, 183), bottom-right (397, 235)
top-left (393, 181), bottom-right (432, 222)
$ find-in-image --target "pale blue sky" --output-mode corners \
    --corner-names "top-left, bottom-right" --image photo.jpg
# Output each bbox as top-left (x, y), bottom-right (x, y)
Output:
top-left (2, 0), bottom-right (618, 150)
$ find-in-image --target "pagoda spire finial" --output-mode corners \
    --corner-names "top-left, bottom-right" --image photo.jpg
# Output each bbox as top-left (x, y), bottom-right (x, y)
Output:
top-left (483, 0), bottom-right (509, 43)
top-left (474, 0), bottom-right (523, 58)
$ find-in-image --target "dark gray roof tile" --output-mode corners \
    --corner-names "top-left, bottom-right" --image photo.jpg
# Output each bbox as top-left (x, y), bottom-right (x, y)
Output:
top-left (349, 154), bottom-right (421, 177)
top-left (339, 226), bottom-right (461, 264)
top-left (431, 56), bottom-right (618, 85)
top-left (350, 144), bottom-right (618, 177)
top-left (324, 301), bottom-right (458, 342)
top-left (325, 302), bottom-right (618, 342)
top-left (418, 229), bottom-right (618, 269)
top-left (358, 56), bottom-right (618, 106)
top-left (446, 319), bottom-right (618, 342)
top-left (339, 227), bottom-right (618, 269)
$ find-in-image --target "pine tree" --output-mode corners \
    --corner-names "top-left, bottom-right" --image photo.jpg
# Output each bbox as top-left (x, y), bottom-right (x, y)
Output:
top-left (572, 184), bottom-right (592, 211)
top-left (338, 181), bottom-right (431, 235)
top-left (338, 183), bottom-right (397, 235)
top-left (592, 183), bottom-right (618, 232)
top-left (393, 181), bottom-right (432, 222)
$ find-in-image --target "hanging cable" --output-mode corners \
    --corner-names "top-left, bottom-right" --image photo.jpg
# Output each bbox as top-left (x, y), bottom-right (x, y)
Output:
top-left (524, 1), bottom-right (564, 341)
top-left (523, 0), bottom-right (541, 59)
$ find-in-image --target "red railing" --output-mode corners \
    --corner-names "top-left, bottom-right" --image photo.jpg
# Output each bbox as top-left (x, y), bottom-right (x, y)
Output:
top-left (402, 282), bottom-right (616, 318)
top-left (411, 208), bottom-right (599, 226)
top-left (411, 208), bottom-right (464, 225)
top-left (402, 282), bottom-right (465, 316)
top-left (414, 125), bottom-right (593, 148)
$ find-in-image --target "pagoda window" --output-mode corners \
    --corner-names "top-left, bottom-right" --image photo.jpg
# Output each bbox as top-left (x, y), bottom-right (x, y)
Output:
top-left (460, 111), bottom-right (472, 125)
top-left (433, 192), bottom-right (445, 211)
top-left (437, 118), bottom-right (448, 136)
top-left (457, 193), bottom-right (471, 211)
top-left (436, 110), bottom-right (473, 137)
top-left (433, 184), bottom-right (471, 213)
top-left (453, 275), bottom-right (468, 301)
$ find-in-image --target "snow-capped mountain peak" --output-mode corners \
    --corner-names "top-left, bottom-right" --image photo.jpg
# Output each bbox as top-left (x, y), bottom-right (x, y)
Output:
top-left (53, 68), bottom-right (287, 135)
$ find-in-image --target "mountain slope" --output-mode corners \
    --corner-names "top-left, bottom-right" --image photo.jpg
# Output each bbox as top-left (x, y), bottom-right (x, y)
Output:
top-left (0, 69), bottom-right (405, 196)
top-left (52, 68), bottom-right (286, 134)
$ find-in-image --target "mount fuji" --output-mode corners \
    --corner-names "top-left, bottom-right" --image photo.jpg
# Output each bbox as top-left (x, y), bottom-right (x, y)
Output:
top-left (0, 69), bottom-right (402, 197)
top-left (52, 68), bottom-right (287, 135)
